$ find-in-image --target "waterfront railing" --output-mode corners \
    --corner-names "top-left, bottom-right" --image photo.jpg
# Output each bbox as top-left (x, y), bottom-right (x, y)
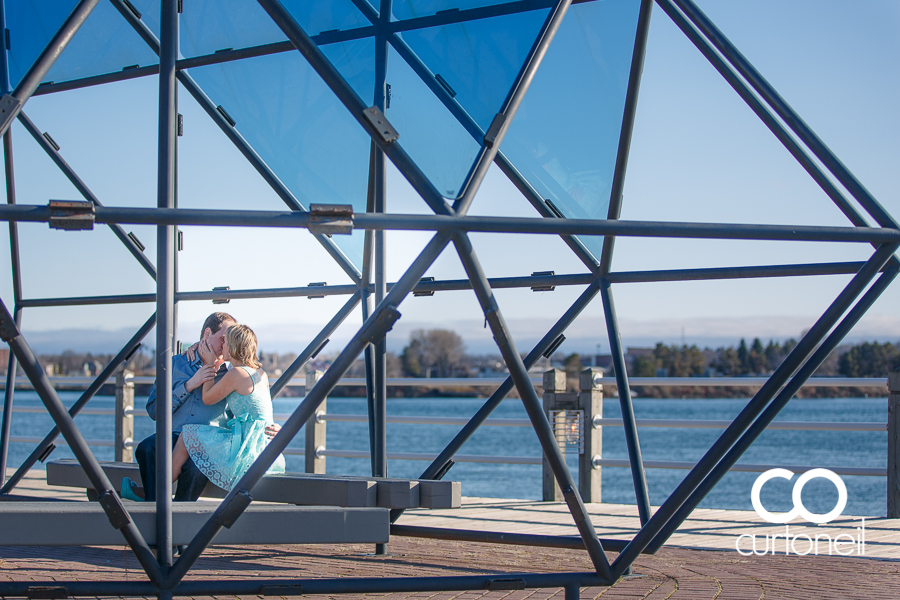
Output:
top-left (2, 370), bottom-right (896, 512)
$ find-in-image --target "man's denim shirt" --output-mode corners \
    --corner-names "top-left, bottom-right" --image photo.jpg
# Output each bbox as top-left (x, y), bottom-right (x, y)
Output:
top-left (145, 353), bottom-right (228, 433)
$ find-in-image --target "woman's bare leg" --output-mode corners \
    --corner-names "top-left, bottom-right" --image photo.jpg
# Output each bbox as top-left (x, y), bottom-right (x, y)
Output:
top-left (172, 434), bottom-right (189, 483)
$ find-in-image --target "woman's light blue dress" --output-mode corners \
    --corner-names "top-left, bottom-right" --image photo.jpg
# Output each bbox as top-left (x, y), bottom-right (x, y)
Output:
top-left (181, 366), bottom-right (285, 491)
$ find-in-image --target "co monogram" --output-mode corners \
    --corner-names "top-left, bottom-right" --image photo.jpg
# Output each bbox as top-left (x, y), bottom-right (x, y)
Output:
top-left (751, 468), bottom-right (847, 524)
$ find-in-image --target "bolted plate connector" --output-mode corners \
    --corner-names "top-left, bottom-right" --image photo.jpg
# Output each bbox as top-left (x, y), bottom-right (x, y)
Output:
top-left (97, 490), bottom-right (132, 530)
top-left (485, 578), bottom-right (526, 591)
top-left (530, 270), bottom-right (556, 292)
top-left (363, 106), bottom-right (399, 143)
top-left (212, 286), bottom-right (231, 304)
top-left (27, 586), bottom-right (68, 600)
top-left (217, 488), bottom-right (253, 528)
top-left (309, 203), bottom-right (353, 235)
top-left (49, 200), bottom-right (94, 231)
top-left (0, 300), bottom-right (19, 342)
top-left (360, 304), bottom-right (401, 345)
top-left (0, 94), bottom-right (22, 129)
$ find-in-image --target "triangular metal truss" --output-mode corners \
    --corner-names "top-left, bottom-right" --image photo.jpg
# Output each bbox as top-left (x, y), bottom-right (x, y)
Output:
top-left (0, 0), bottom-right (897, 596)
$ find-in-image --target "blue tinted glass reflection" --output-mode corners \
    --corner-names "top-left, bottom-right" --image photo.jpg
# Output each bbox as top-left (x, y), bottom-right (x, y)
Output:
top-left (188, 51), bottom-right (373, 266)
top-left (398, 8), bottom-right (549, 132)
top-left (386, 46), bottom-right (481, 200)
top-left (180, 0), bottom-right (371, 58)
top-left (6, 0), bottom-right (158, 88)
top-left (501, 0), bottom-right (641, 259)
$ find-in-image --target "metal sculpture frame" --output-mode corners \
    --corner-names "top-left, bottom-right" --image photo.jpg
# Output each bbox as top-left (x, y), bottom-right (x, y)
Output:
top-left (0, 0), bottom-right (897, 597)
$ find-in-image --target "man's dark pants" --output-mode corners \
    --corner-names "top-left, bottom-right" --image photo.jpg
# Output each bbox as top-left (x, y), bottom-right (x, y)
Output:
top-left (135, 433), bottom-right (208, 501)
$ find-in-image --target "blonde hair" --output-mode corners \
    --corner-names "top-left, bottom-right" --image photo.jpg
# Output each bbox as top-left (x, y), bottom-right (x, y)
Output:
top-left (225, 324), bottom-right (261, 369)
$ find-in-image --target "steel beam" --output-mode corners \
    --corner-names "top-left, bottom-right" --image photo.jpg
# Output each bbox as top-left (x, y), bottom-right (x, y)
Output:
top-left (12, 261), bottom-right (881, 310)
top-left (599, 0), bottom-right (653, 275)
top-left (0, 128), bottom-right (21, 483)
top-left (610, 242), bottom-right (899, 576)
top-left (599, 279), bottom-right (651, 524)
top-left (0, 569), bottom-right (615, 597)
top-left (3, 204), bottom-right (899, 243)
top-left (17, 112), bottom-right (157, 279)
top-left (391, 524), bottom-right (637, 553)
top-left (451, 232), bottom-right (611, 581)
top-left (163, 232), bottom-right (453, 588)
top-left (154, 0), bottom-right (178, 571)
top-left (647, 258), bottom-right (900, 552)
top-left (0, 0), bottom-right (101, 137)
top-left (390, 278), bottom-right (603, 523)
top-left (0, 298), bottom-right (163, 585)
top-left (669, 0), bottom-right (898, 230)
top-left (0, 313), bottom-right (156, 495)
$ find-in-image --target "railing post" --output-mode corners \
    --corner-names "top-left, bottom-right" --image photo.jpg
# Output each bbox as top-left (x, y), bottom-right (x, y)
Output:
top-left (115, 369), bottom-right (134, 463)
top-left (889, 370), bottom-right (900, 518)
top-left (542, 368), bottom-right (567, 501)
top-left (305, 369), bottom-right (326, 474)
top-left (580, 368), bottom-right (603, 503)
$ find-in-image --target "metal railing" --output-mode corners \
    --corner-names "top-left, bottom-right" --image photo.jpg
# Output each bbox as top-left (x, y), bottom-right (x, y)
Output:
top-left (2, 375), bottom-right (889, 480)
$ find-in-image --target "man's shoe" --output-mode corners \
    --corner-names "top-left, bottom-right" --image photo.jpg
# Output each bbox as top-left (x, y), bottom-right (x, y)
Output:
top-left (120, 477), bottom-right (145, 501)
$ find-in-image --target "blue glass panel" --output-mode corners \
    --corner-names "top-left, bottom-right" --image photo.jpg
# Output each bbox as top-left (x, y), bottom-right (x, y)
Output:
top-left (6, 0), bottom-right (158, 88)
top-left (386, 45), bottom-right (481, 199)
top-left (187, 47), bottom-right (375, 267)
top-left (398, 8), bottom-right (549, 132)
top-left (131, 0), bottom-right (161, 42)
top-left (501, 0), bottom-right (642, 259)
top-left (392, 1), bottom-right (516, 21)
top-left (180, 0), bottom-right (370, 58)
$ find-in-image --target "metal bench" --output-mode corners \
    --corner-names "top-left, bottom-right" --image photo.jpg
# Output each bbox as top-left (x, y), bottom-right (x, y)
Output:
top-left (0, 501), bottom-right (388, 546)
top-left (46, 459), bottom-right (461, 509)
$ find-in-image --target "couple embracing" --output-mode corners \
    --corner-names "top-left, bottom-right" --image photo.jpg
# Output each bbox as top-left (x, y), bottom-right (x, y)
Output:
top-left (123, 312), bottom-right (285, 502)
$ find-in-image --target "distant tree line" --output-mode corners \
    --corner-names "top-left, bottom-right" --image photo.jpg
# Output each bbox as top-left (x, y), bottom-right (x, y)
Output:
top-left (628, 338), bottom-right (900, 379)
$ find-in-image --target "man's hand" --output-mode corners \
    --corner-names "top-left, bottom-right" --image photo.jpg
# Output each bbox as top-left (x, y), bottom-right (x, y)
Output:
top-left (183, 342), bottom-right (200, 362)
top-left (185, 364), bottom-right (218, 393)
top-left (197, 339), bottom-right (221, 367)
top-left (265, 423), bottom-right (281, 439)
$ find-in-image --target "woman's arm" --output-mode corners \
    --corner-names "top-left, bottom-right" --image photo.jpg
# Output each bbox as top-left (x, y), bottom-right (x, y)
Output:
top-left (201, 368), bottom-right (241, 405)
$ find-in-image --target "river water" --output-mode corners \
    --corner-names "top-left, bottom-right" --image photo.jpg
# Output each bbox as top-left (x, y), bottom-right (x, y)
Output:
top-left (2, 392), bottom-right (888, 517)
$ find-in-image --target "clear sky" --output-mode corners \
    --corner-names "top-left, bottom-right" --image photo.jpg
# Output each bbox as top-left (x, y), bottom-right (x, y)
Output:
top-left (1, 0), bottom-right (898, 356)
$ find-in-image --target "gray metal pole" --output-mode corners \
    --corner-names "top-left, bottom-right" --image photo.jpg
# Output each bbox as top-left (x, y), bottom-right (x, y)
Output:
top-left (0, 299), bottom-right (164, 585)
top-left (0, 0), bottom-right (101, 136)
top-left (611, 242), bottom-right (899, 575)
top-left (451, 232), bottom-right (612, 581)
top-left (648, 259), bottom-right (900, 551)
top-left (599, 279), bottom-right (651, 524)
top-left (6, 205), bottom-right (899, 244)
top-left (0, 128), bottom-right (20, 484)
top-left (372, 0), bottom-right (391, 484)
top-left (0, 313), bottom-right (156, 494)
top-left (599, 0), bottom-right (653, 275)
top-left (154, 0), bottom-right (178, 571)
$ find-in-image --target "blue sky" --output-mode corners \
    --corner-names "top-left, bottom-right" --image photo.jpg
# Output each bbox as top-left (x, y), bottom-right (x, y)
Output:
top-left (1, 0), bottom-right (898, 355)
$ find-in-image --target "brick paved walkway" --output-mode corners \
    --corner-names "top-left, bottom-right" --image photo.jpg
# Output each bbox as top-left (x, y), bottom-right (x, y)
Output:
top-left (1, 537), bottom-right (898, 599)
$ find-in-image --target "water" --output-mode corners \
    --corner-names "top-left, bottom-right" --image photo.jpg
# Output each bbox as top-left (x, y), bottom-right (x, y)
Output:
top-left (1, 393), bottom-right (888, 516)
